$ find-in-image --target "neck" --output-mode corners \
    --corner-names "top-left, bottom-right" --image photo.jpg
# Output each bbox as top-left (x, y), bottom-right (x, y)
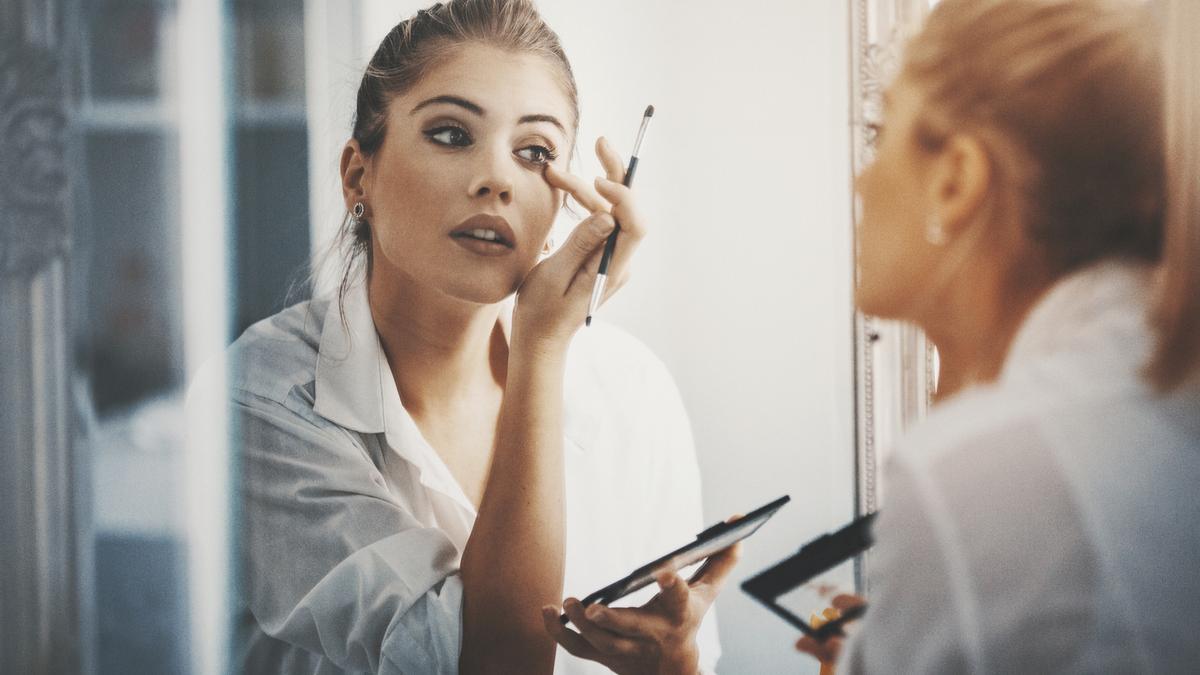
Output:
top-left (921, 260), bottom-right (1050, 402)
top-left (367, 265), bottom-right (507, 415)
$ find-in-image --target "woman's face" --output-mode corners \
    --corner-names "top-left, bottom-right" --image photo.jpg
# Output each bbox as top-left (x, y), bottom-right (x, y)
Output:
top-left (354, 43), bottom-right (574, 304)
top-left (853, 77), bottom-right (942, 319)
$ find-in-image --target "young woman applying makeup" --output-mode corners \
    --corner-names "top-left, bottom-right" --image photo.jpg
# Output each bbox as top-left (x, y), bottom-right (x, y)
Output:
top-left (224, 1), bottom-right (733, 673)
top-left (797, 0), bottom-right (1200, 671)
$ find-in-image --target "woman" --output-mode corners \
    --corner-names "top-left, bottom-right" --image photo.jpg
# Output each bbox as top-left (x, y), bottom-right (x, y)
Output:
top-left (799, 0), bottom-right (1199, 671)
top-left (226, 1), bottom-right (731, 673)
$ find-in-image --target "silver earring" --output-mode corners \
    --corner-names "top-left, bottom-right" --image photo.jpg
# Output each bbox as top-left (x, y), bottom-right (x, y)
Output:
top-left (543, 236), bottom-right (555, 254)
top-left (925, 214), bottom-right (947, 246)
top-left (352, 202), bottom-right (365, 220)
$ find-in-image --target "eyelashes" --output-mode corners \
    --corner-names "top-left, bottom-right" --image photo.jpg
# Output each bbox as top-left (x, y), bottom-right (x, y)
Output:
top-left (425, 125), bottom-right (472, 147)
top-left (423, 124), bottom-right (559, 166)
top-left (514, 145), bottom-right (558, 165)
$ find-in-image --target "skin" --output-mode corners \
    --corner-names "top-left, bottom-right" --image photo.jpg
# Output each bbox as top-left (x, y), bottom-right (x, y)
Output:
top-left (339, 43), bottom-right (735, 674)
top-left (796, 74), bottom-right (1060, 669)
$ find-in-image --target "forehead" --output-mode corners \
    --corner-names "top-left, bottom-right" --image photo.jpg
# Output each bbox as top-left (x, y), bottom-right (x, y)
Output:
top-left (399, 43), bottom-right (575, 126)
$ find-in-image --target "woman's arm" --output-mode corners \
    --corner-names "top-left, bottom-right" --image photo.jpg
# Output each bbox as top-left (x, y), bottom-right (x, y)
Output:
top-left (458, 339), bottom-right (570, 673)
top-left (459, 138), bottom-right (645, 673)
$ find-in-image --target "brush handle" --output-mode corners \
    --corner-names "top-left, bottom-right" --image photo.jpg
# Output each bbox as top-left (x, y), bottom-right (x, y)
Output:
top-left (596, 156), bottom-right (638, 276)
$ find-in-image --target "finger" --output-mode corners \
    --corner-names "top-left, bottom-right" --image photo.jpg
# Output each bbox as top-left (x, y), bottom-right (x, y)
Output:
top-left (653, 569), bottom-right (691, 625)
top-left (564, 599), bottom-right (646, 657)
top-left (832, 594), bottom-right (867, 611)
top-left (589, 177), bottom-right (645, 305)
top-left (585, 604), bottom-right (670, 641)
top-left (593, 176), bottom-right (645, 242)
top-left (686, 515), bottom-right (745, 584)
top-left (689, 542), bottom-right (743, 604)
top-left (567, 237), bottom-right (608, 300)
top-left (795, 635), bottom-right (842, 664)
top-left (544, 163), bottom-right (609, 214)
top-left (596, 136), bottom-right (626, 184)
top-left (542, 606), bottom-right (601, 660)
top-left (543, 213), bottom-right (615, 293)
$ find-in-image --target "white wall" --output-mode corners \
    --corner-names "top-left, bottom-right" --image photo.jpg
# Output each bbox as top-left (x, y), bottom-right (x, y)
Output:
top-left (339, 2), bottom-right (856, 671)
top-left (540, 3), bottom-right (856, 672)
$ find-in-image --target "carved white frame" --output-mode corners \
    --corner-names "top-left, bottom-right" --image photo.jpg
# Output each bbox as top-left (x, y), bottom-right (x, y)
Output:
top-left (850, 0), bottom-right (938, 590)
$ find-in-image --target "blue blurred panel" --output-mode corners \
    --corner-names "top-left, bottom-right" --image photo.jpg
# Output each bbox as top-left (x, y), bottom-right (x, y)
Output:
top-left (95, 533), bottom-right (188, 675)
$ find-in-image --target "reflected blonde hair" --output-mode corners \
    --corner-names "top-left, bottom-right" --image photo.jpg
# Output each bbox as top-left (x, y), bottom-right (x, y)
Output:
top-left (1149, 0), bottom-right (1200, 390)
top-left (904, 0), bottom-right (1199, 391)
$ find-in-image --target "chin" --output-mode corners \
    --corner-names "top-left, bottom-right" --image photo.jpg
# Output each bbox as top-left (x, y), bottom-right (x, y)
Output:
top-left (854, 284), bottom-right (904, 320)
top-left (439, 271), bottom-right (523, 306)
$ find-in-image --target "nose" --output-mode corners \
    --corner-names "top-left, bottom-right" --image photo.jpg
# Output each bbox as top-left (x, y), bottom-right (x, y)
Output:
top-left (468, 146), bottom-right (515, 205)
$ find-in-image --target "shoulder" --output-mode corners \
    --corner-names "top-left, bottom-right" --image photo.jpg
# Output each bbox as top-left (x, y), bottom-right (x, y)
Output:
top-left (565, 320), bottom-right (679, 397)
top-left (561, 321), bottom-right (693, 457)
top-left (225, 296), bottom-right (332, 404)
top-left (878, 383), bottom-right (1118, 668)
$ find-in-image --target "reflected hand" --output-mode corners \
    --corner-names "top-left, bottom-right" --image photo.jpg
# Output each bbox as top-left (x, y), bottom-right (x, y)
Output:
top-left (542, 542), bottom-right (741, 675)
top-left (794, 594), bottom-right (867, 672)
top-left (513, 137), bottom-right (647, 351)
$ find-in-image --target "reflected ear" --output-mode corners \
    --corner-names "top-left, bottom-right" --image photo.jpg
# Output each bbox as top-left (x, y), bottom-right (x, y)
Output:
top-left (929, 134), bottom-right (992, 239)
top-left (340, 139), bottom-right (369, 211)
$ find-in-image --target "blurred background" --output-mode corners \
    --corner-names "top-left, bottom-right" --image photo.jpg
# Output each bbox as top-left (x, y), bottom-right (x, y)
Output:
top-left (3, 0), bottom-right (856, 672)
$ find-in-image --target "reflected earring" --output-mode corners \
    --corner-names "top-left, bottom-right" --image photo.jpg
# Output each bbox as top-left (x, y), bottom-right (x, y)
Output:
top-left (925, 213), bottom-right (947, 246)
top-left (542, 236), bottom-right (555, 255)
top-left (352, 202), bottom-right (366, 222)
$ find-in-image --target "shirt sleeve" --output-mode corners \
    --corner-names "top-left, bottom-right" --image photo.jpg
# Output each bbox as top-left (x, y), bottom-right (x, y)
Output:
top-left (234, 388), bottom-right (463, 674)
top-left (840, 454), bottom-right (973, 674)
top-left (642, 361), bottom-right (722, 672)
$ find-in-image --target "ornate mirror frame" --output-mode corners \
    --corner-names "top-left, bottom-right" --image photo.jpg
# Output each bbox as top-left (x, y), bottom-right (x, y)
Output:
top-left (850, 0), bottom-right (938, 589)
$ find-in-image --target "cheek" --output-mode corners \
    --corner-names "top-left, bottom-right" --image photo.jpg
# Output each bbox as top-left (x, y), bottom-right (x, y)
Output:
top-left (518, 176), bottom-right (561, 242)
top-left (372, 157), bottom-right (457, 254)
top-left (854, 156), bottom-right (929, 317)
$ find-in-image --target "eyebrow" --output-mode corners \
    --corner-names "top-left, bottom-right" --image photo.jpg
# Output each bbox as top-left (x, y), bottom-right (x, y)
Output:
top-left (411, 94), bottom-right (566, 134)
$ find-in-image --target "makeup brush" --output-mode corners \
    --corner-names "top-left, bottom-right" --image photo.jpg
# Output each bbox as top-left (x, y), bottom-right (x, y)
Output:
top-left (586, 105), bottom-right (654, 327)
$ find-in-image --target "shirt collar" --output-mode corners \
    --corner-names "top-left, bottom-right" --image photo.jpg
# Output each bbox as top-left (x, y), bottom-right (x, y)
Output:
top-left (312, 282), bottom-right (584, 514)
top-left (313, 281), bottom-right (387, 434)
top-left (1001, 259), bottom-right (1154, 380)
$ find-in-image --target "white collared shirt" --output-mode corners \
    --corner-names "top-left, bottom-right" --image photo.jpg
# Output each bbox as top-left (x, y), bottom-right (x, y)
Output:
top-left (842, 261), bottom-right (1200, 673)
top-left (224, 282), bottom-right (719, 674)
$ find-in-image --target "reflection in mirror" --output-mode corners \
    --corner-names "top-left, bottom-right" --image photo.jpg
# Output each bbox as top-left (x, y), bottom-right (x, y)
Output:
top-left (849, 0), bottom-right (939, 540)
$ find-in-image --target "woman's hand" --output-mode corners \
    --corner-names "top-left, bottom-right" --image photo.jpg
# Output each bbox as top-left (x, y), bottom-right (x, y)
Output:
top-left (541, 543), bottom-right (741, 675)
top-left (794, 594), bottom-right (867, 672)
top-left (512, 136), bottom-right (648, 352)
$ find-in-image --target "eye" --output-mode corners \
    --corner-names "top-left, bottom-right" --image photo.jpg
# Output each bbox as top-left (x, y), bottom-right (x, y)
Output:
top-left (515, 144), bottom-right (558, 165)
top-left (425, 126), bottom-right (473, 147)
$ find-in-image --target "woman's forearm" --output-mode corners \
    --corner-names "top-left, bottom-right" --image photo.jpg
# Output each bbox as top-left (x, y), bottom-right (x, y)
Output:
top-left (459, 338), bottom-right (567, 674)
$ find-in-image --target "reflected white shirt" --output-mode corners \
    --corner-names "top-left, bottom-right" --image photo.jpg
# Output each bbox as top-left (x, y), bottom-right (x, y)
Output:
top-left (843, 261), bottom-right (1200, 672)
top-left (223, 282), bottom-right (719, 674)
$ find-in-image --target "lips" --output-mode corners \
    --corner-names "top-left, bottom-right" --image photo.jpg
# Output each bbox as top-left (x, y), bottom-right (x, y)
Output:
top-left (450, 213), bottom-right (517, 249)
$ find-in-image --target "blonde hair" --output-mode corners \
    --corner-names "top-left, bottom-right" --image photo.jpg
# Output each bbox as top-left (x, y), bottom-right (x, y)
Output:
top-left (904, 0), bottom-right (1198, 391)
top-left (1148, 0), bottom-right (1200, 390)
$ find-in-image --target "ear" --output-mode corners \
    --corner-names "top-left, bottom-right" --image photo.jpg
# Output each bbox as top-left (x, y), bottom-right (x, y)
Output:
top-left (928, 134), bottom-right (992, 239)
top-left (340, 139), bottom-right (369, 212)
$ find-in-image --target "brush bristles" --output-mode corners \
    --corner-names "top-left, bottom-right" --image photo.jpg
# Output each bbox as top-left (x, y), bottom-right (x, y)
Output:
top-left (644, 105), bottom-right (654, 118)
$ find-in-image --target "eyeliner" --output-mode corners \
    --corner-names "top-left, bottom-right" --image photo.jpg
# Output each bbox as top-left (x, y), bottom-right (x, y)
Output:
top-left (586, 105), bottom-right (654, 327)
